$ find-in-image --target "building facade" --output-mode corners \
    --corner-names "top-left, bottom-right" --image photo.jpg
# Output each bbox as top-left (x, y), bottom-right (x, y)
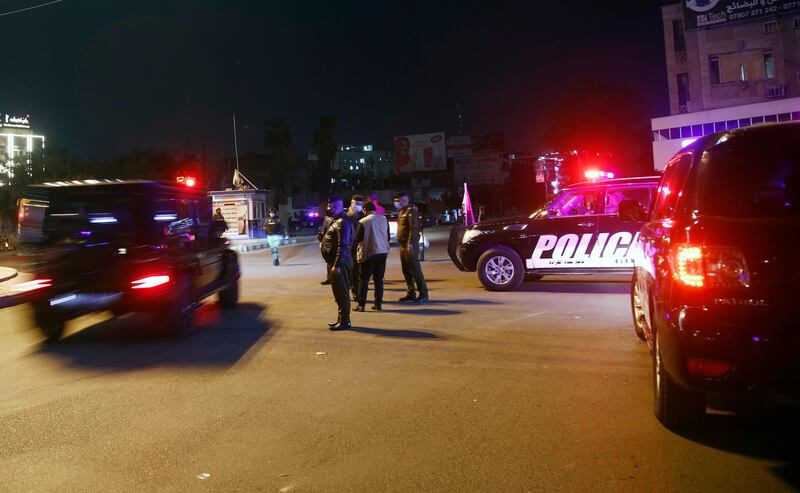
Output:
top-left (331, 144), bottom-right (393, 191)
top-left (0, 113), bottom-right (46, 185)
top-left (652, 2), bottom-right (800, 169)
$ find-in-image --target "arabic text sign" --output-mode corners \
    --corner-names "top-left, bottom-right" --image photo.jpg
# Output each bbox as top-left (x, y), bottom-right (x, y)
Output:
top-left (683, 0), bottom-right (800, 30)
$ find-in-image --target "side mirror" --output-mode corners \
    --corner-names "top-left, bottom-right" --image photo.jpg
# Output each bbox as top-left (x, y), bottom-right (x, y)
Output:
top-left (617, 199), bottom-right (646, 222)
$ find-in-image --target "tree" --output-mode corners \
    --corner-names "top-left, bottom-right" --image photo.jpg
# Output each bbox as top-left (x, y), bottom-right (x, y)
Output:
top-left (542, 78), bottom-right (653, 176)
top-left (263, 118), bottom-right (294, 206)
top-left (312, 115), bottom-right (336, 197)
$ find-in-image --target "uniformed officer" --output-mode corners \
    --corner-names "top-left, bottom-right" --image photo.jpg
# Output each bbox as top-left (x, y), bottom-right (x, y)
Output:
top-left (320, 195), bottom-right (354, 330)
top-left (394, 191), bottom-right (429, 302)
top-left (264, 207), bottom-right (288, 266)
top-left (347, 194), bottom-right (366, 301)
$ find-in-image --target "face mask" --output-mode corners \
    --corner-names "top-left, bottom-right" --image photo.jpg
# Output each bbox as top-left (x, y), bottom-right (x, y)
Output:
top-left (354, 205), bottom-right (363, 213)
top-left (269, 213), bottom-right (276, 218)
top-left (393, 201), bottom-right (401, 209)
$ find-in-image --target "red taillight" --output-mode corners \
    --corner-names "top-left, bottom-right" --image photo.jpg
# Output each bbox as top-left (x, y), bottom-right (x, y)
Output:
top-left (671, 245), bottom-right (704, 287)
top-left (686, 357), bottom-right (732, 378)
top-left (11, 278), bottom-right (53, 292)
top-left (670, 244), bottom-right (750, 288)
top-left (131, 275), bottom-right (171, 290)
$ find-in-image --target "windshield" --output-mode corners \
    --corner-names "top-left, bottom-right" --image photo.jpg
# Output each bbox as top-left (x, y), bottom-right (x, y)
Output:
top-left (700, 134), bottom-right (800, 218)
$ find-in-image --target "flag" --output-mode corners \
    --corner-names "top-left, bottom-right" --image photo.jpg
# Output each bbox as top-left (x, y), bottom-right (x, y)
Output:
top-left (462, 182), bottom-right (475, 227)
top-left (233, 169), bottom-right (244, 189)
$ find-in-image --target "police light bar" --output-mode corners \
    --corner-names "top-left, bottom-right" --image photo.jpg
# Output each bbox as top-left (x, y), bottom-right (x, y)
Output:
top-left (584, 169), bottom-right (615, 181)
top-left (176, 176), bottom-right (198, 187)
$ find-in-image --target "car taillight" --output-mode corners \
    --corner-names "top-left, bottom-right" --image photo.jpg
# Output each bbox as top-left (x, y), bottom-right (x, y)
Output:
top-left (11, 278), bottom-right (53, 292)
top-left (670, 244), bottom-right (750, 288)
top-left (131, 275), bottom-right (171, 290)
top-left (671, 245), bottom-right (704, 287)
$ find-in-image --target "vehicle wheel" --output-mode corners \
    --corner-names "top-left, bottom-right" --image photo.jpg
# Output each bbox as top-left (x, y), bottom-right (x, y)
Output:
top-left (218, 260), bottom-right (240, 310)
top-left (653, 329), bottom-right (706, 429)
top-left (631, 273), bottom-right (647, 341)
top-left (160, 275), bottom-right (195, 337)
top-left (39, 317), bottom-right (66, 342)
top-left (477, 246), bottom-right (524, 291)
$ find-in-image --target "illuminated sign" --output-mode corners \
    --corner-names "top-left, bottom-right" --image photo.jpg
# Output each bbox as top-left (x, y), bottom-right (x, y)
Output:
top-left (2, 114), bottom-right (31, 128)
top-left (683, 0), bottom-right (800, 30)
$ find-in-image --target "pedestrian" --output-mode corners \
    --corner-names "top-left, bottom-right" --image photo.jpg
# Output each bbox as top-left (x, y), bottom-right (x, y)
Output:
top-left (264, 207), bottom-right (288, 266)
top-left (368, 193), bottom-right (386, 216)
top-left (318, 203), bottom-right (334, 285)
top-left (347, 194), bottom-right (366, 301)
top-left (394, 191), bottom-right (429, 302)
top-left (212, 208), bottom-right (227, 236)
top-left (320, 195), bottom-right (353, 330)
top-left (355, 199), bottom-right (390, 311)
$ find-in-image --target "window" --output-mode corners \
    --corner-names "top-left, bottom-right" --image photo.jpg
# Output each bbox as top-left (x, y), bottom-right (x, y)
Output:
top-left (764, 51), bottom-right (776, 79)
top-left (709, 56), bottom-right (721, 84)
top-left (677, 73), bottom-right (690, 108)
top-left (652, 153), bottom-right (693, 221)
top-left (672, 20), bottom-right (686, 53)
top-left (763, 20), bottom-right (781, 33)
top-left (604, 187), bottom-right (651, 216)
top-left (546, 189), bottom-right (600, 217)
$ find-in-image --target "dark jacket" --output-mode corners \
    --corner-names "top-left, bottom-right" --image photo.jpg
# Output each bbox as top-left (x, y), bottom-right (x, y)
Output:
top-left (264, 216), bottom-right (285, 236)
top-left (317, 215), bottom-right (334, 242)
top-left (396, 205), bottom-right (420, 248)
top-left (321, 213), bottom-right (353, 268)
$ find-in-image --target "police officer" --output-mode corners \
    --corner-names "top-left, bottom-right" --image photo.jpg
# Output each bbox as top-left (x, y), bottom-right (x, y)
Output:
top-left (318, 203), bottom-right (334, 285)
top-left (321, 195), bottom-right (353, 330)
top-left (394, 191), bottom-right (429, 302)
top-left (347, 194), bottom-right (366, 301)
top-left (264, 207), bottom-right (288, 266)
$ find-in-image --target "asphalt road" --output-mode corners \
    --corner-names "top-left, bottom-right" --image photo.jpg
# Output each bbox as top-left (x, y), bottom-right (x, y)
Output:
top-left (1, 228), bottom-right (797, 492)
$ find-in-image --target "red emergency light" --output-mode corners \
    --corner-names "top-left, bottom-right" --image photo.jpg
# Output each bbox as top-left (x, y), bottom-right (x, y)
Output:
top-left (176, 176), bottom-right (198, 187)
top-left (584, 169), bottom-right (615, 181)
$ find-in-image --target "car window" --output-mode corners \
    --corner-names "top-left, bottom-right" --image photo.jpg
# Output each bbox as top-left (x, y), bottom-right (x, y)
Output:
top-left (546, 189), bottom-right (600, 217)
top-left (699, 136), bottom-right (800, 218)
top-left (652, 154), bottom-right (693, 220)
top-left (604, 186), bottom-right (652, 215)
top-left (153, 197), bottom-right (194, 237)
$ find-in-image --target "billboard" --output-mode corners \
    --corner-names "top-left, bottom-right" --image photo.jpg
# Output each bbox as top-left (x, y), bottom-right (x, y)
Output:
top-left (446, 136), bottom-right (472, 158)
top-left (393, 132), bottom-right (446, 174)
top-left (683, 0), bottom-right (800, 30)
top-left (453, 153), bottom-right (509, 187)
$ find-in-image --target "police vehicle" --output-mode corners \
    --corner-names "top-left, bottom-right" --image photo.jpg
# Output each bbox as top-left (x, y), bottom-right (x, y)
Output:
top-left (630, 122), bottom-right (800, 429)
top-left (15, 180), bottom-right (240, 341)
top-left (452, 175), bottom-right (660, 291)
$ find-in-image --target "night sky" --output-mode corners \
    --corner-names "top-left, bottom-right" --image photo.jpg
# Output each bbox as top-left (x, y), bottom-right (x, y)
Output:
top-left (2, 0), bottom-right (670, 160)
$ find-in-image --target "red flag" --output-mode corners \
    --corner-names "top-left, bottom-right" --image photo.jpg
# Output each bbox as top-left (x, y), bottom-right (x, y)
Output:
top-left (462, 183), bottom-right (476, 226)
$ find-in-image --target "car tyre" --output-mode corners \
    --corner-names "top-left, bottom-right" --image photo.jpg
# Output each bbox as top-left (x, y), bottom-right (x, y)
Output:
top-left (38, 316), bottom-right (66, 342)
top-left (653, 329), bottom-right (706, 429)
top-left (477, 246), bottom-right (524, 292)
top-left (631, 273), bottom-right (647, 341)
top-left (218, 260), bottom-right (240, 310)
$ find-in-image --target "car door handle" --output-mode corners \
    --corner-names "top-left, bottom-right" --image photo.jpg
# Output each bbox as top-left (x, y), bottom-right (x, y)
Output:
top-left (577, 222), bottom-right (595, 228)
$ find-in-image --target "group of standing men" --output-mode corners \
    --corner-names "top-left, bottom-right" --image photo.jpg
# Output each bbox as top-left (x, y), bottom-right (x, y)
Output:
top-left (319, 192), bottom-right (429, 330)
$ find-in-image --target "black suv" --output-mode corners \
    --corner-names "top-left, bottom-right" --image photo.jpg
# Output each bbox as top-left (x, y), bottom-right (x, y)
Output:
top-left (452, 176), bottom-right (659, 291)
top-left (16, 180), bottom-right (240, 341)
top-left (631, 123), bottom-right (800, 428)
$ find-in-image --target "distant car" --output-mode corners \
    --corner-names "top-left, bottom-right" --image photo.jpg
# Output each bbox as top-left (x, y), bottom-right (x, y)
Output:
top-left (452, 176), bottom-right (660, 291)
top-left (15, 180), bottom-right (240, 341)
top-left (631, 122), bottom-right (800, 429)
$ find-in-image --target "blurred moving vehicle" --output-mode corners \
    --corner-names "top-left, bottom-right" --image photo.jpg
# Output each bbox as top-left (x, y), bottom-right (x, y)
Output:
top-left (452, 176), bottom-right (660, 291)
top-left (631, 123), bottom-right (800, 429)
top-left (15, 180), bottom-right (240, 341)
